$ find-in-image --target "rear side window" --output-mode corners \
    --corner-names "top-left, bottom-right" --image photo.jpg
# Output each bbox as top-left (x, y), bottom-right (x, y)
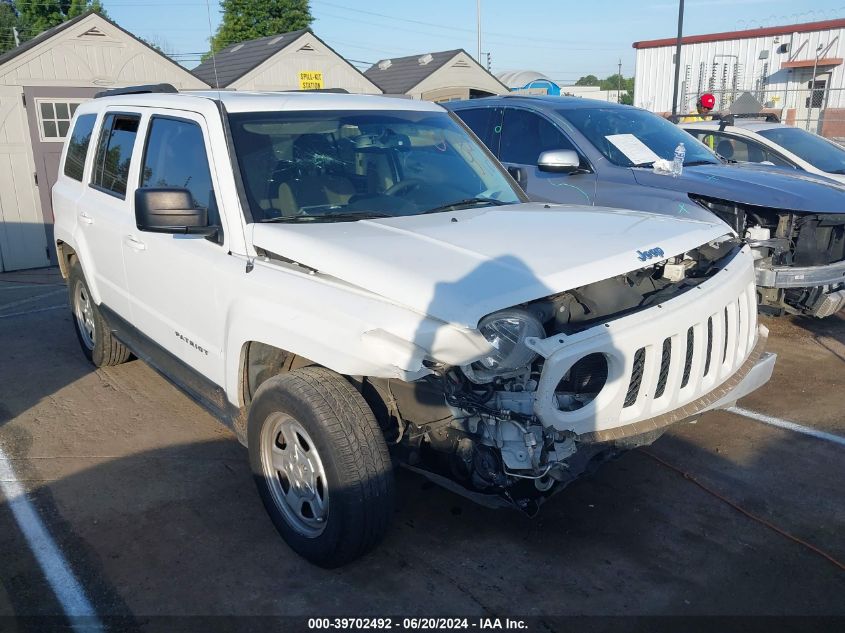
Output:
top-left (455, 107), bottom-right (502, 155)
top-left (92, 113), bottom-right (140, 197)
top-left (500, 108), bottom-right (575, 165)
top-left (140, 117), bottom-right (216, 216)
top-left (63, 114), bottom-right (97, 181)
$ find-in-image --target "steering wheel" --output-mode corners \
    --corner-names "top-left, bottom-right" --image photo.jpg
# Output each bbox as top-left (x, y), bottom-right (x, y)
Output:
top-left (385, 178), bottom-right (424, 197)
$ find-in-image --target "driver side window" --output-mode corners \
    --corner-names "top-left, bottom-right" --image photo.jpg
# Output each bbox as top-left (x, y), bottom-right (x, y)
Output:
top-left (499, 108), bottom-right (575, 165)
top-left (705, 132), bottom-right (795, 168)
top-left (140, 116), bottom-right (222, 234)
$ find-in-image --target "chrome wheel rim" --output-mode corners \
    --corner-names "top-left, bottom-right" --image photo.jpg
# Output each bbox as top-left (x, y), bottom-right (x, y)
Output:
top-left (73, 281), bottom-right (95, 351)
top-left (260, 413), bottom-right (329, 537)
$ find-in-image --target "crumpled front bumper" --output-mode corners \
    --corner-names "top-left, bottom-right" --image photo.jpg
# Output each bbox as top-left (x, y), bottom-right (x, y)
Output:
top-left (577, 327), bottom-right (775, 443)
top-left (524, 246), bottom-right (774, 440)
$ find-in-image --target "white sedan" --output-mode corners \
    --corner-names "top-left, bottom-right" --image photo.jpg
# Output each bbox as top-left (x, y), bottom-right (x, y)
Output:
top-left (681, 115), bottom-right (845, 184)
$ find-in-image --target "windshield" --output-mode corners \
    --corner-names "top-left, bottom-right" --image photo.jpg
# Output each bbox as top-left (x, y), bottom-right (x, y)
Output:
top-left (757, 127), bottom-right (845, 175)
top-left (559, 107), bottom-right (720, 168)
top-left (228, 109), bottom-right (523, 222)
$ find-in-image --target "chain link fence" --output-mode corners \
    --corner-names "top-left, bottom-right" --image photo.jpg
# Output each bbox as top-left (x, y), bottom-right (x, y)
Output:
top-left (682, 86), bottom-right (845, 142)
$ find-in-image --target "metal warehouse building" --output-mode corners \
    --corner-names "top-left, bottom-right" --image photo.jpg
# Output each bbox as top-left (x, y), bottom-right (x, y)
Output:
top-left (633, 18), bottom-right (845, 137)
top-left (0, 11), bottom-right (207, 272)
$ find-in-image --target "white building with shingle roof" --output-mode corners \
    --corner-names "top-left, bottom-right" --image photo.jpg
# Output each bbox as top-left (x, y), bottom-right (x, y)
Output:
top-left (0, 11), bottom-right (206, 272)
top-left (192, 29), bottom-right (381, 94)
top-left (364, 49), bottom-right (508, 101)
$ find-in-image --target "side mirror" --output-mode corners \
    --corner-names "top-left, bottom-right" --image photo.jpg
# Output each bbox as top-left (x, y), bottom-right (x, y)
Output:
top-left (135, 188), bottom-right (215, 235)
top-left (537, 149), bottom-right (581, 174)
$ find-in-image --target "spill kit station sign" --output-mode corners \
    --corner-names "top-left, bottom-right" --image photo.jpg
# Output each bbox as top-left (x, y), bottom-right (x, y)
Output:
top-left (298, 71), bottom-right (324, 90)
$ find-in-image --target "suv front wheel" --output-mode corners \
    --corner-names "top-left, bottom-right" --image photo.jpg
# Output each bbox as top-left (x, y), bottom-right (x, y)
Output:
top-left (248, 367), bottom-right (394, 567)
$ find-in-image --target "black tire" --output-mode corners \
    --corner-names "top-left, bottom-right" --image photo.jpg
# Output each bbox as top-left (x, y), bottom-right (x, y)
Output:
top-left (68, 258), bottom-right (131, 367)
top-left (248, 367), bottom-right (394, 567)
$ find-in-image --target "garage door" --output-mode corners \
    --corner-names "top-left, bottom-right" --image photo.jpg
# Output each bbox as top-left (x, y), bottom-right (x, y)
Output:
top-left (0, 86), bottom-right (49, 272)
top-left (24, 86), bottom-right (99, 267)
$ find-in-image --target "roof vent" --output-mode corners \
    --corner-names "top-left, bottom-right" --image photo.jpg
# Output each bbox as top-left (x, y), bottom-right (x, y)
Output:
top-left (297, 43), bottom-right (315, 52)
top-left (452, 59), bottom-right (470, 68)
top-left (269, 36), bottom-right (284, 45)
top-left (79, 26), bottom-right (106, 38)
top-left (418, 53), bottom-right (433, 65)
top-left (230, 43), bottom-right (244, 52)
top-left (378, 59), bottom-right (392, 70)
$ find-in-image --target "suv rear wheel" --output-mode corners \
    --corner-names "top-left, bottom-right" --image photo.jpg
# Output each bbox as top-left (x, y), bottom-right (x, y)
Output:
top-left (68, 259), bottom-right (130, 367)
top-left (248, 367), bottom-right (394, 567)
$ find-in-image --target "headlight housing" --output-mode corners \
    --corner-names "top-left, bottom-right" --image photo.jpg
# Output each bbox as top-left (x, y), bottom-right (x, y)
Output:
top-left (473, 308), bottom-right (545, 374)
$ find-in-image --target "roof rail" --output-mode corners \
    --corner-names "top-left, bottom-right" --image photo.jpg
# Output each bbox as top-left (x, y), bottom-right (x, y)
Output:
top-left (94, 83), bottom-right (179, 99)
top-left (667, 113), bottom-right (717, 123)
top-left (718, 112), bottom-right (780, 130)
top-left (280, 88), bottom-right (350, 94)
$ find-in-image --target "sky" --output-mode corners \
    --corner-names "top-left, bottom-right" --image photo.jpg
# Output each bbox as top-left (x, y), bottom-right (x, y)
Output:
top-left (104, 0), bottom-right (845, 83)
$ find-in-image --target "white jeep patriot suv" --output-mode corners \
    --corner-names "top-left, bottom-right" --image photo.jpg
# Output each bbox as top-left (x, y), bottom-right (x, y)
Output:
top-left (53, 85), bottom-right (776, 566)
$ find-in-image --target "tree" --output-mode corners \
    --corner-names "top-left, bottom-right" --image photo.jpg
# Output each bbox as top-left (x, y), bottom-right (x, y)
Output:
top-left (8, 0), bottom-right (107, 48)
top-left (0, 1), bottom-right (18, 54)
top-left (68, 0), bottom-right (106, 19)
top-left (575, 74), bottom-right (600, 87)
top-left (209, 0), bottom-right (312, 54)
top-left (573, 72), bottom-right (635, 104)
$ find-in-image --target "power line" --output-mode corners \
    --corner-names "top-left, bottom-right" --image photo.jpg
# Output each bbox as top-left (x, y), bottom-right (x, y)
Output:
top-left (311, 0), bottom-right (622, 46)
top-left (314, 9), bottom-right (626, 53)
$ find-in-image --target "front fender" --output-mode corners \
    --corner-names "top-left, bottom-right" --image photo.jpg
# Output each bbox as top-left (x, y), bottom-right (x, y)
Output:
top-left (221, 259), bottom-right (490, 406)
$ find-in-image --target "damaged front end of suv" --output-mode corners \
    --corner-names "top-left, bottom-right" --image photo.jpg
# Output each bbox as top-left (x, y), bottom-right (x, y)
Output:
top-left (692, 195), bottom-right (845, 317)
top-left (362, 235), bottom-right (773, 512)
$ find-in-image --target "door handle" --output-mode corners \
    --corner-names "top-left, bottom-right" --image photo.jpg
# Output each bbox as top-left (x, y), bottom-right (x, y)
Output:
top-left (506, 165), bottom-right (527, 191)
top-left (78, 212), bottom-right (94, 225)
top-left (123, 235), bottom-right (147, 251)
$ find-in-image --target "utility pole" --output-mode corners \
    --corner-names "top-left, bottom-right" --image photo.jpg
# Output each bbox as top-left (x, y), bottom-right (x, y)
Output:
top-left (477, 0), bottom-right (482, 63)
top-left (486, 52), bottom-right (492, 72)
top-left (671, 0), bottom-right (685, 116)
top-left (617, 58), bottom-right (622, 103)
top-left (12, 27), bottom-right (20, 47)
top-left (808, 42), bottom-right (824, 131)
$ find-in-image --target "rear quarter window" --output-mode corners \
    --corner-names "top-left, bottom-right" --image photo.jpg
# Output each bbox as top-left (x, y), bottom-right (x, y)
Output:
top-left (91, 113), bottom-right (141, 197)
top-left (63, 114), bottom-right (97, 181)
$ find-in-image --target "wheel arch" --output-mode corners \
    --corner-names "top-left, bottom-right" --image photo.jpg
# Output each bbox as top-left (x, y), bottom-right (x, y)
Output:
top-left (238, 340), bottom-right (318, 408)
top-left (236, 340), bottom-right (414, 444)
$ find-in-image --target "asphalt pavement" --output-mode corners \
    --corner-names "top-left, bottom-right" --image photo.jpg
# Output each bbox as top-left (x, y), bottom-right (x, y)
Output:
top-left (0, 268), bottom-right (842, 630)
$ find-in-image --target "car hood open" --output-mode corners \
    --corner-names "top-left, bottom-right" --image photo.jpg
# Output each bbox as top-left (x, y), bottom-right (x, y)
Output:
top-left (632, 163), bottom-right (845, 214)
top-left (251, 203), bottom-right (730, 327)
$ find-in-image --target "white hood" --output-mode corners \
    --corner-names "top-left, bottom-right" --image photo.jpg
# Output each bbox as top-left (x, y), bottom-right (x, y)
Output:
top-left (251, 203), bottom-right (730, 328)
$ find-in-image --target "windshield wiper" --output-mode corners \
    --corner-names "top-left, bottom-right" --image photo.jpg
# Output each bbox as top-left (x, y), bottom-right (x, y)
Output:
top-left (261, 211), bottom-right (393, 223)
top-left (420, 197), bottom-right (510, 215)
top-left (684, 160), bottom-right (719, 166)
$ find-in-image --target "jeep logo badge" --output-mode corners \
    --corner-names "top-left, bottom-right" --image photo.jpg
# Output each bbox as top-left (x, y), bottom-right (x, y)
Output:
top-left (636, 247), bottom-right (665, 262)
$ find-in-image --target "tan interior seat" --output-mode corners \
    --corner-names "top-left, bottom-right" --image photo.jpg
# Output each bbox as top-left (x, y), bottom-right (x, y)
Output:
top-left (273, 134), bottom-right (356, 214)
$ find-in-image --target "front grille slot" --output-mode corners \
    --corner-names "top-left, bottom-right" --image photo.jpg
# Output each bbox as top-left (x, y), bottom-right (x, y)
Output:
top-left (681, 327), bottom-right (694, 388)
top-left (623, 347), bottom-right (646, 408)
top-left (654, 337), bottom-right (672, 399)
top-left (610, 279), bottom-right (756, 421)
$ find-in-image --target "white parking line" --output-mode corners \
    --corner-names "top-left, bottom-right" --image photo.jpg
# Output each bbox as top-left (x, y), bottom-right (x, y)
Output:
top-left (0, 284), bottom-right (65, 291)
top-left (0, 305), bottom-right (66, 320)
top-left (0, 447), bottom-right (101, 628)
top-left (0, 288), bottom-right (66, 312)
top-left (727, 406), bottom-right (845, 448)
